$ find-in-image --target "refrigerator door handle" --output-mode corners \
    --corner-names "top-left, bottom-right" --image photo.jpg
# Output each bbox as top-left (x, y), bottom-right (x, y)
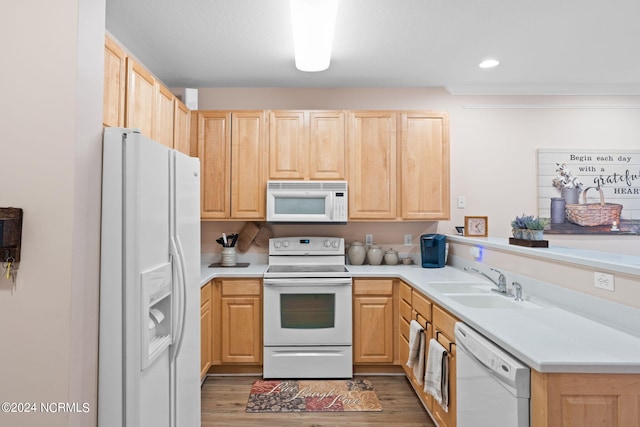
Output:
top-left (170, 236), bottom-right (187, 361)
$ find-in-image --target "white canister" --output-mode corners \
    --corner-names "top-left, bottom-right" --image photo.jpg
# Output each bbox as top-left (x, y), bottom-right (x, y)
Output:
top-left (348, 241), bottom-right (366, 265)
top-left (384, 248), bottom-right (399, 265)
top-left (366, 245), bottom-right (384, 266)
top-left (221, 247), bottom-right (237, 266)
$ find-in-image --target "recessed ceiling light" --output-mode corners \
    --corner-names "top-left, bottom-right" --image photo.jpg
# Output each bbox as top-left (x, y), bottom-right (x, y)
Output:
top-left (479, 59), bottom-right (500, 69)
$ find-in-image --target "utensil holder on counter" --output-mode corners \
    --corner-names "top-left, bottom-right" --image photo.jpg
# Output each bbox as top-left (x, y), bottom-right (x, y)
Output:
top-left (221, 247), bottom-right (237, 266)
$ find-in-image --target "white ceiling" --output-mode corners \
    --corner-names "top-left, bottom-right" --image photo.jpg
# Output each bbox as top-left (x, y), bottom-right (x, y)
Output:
top-left (105, 0), bottom-right (640, 95)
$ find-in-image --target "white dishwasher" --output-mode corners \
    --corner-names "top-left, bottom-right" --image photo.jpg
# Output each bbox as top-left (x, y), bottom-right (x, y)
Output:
top-left (455, 323), bottom-right (531, 427)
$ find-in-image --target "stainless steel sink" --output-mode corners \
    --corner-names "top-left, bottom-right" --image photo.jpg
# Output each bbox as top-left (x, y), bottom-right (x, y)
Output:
top-left (427, 282), bottom-right (494, 294)
top-left (447, 294), bottom-right (542, 309)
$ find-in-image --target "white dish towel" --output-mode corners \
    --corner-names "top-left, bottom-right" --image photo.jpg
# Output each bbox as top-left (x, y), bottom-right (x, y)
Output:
top-left (406, 320), bottom-right (426, 384)
top-left (424, 338), bottom-right (449, 412)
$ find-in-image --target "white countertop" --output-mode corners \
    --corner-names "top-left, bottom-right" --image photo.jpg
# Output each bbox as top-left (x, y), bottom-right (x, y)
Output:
top-left (201, 262), bottom-right (640, 374)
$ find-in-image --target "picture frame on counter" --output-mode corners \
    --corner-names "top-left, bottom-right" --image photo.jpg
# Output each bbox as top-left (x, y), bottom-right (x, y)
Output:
top-left (464, 216), bottom-right (488, 237)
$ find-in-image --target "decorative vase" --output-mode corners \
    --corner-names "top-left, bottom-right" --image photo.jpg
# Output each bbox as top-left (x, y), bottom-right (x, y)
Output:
top-left (512, 228), bottom-right (524, 239)
top-left (347, 241), bottom-right (366, 265)
top-left (384, 248), bottom-right (399, 265)
top-left (366, 245), bottom-right (384, 266)
top-left (530, 230), bottom-right (544, 240)
top-left (550, 197), bottom-right (566, 224)
top-left (561, 187), bottom-right (581, 205)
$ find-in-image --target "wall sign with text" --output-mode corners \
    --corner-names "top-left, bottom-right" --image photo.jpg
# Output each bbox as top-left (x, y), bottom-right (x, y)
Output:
top-left (538, 149), bottom-right (640, 235)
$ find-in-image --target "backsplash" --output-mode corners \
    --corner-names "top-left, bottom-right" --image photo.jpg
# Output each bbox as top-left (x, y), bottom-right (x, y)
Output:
top-left (201, 221), bottom-right (438, 260)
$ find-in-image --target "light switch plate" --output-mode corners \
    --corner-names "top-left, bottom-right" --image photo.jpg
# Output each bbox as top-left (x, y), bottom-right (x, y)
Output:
top-left (594, 272), bottom-right (615, 291)
top-left (404, 234), bottom-right (413, 246)
top-left (365, 234), bottom-right (373, 245)
top-left (457, 196), bottom-right (466, 209)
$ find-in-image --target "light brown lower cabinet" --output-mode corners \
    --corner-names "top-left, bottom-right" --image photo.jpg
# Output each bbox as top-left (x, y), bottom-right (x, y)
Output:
top-left (200, 282), bottom-right (212, 380)
top-left (531, 370), bottom-right (640, 427)
top-left (353, 278), bottom-right (396, 364)
top-left (211, 278), bottom-right (262, 365)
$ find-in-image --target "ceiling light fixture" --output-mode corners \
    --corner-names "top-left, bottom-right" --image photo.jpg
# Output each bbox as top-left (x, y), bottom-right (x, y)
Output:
top-left (479, 59), bottom-right (500, 69)
top-left (290, 0), bottom-right (339, 72)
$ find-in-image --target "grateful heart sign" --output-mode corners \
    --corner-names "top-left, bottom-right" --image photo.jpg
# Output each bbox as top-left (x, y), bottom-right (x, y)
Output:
top-left (538, 149), bottom-right (640, 234)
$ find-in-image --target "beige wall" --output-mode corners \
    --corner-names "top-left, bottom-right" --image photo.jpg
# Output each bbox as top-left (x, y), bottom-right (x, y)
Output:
top-left (197, 88), bottom-right (640, 257)
top-left (0, 0), bottom-right (104, 426)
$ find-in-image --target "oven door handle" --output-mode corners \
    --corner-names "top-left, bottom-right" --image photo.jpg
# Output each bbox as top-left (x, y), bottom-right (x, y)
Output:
top-left (263, 278), bottom-right (352, 286)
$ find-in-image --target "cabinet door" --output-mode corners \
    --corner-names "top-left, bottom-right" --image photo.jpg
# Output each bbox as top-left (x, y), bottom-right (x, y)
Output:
top-left (200, 283), bottom-right (212, 379)
top-left (531, 371), bottom-right (640, 427)
top-left (400, 112), bottom-right (450, 220)
top-left (125, 58), bottom-right (156, 138)
top-left (354, 296), bottom-right (394, 363)
top-left (231, 111), bottom-right (267, 219)
top-left (309, 111), bottom-right (345, 179)
top-left (220, 297), bottom-right (261, 363)
top-left (269, 111), bottom-right (307, 179)
top-left (103, 36), bottom-right (126, 128)
top-left (432, 305), bottom-right (458, 427)
top-left (197, 111), bottom-right (231, 219)
top-left (173, 99), bottom-right (191, 155)
top-left (347, 111), bottom-right (397, 219)
top-left (155, 84), bottom-right (175, 148)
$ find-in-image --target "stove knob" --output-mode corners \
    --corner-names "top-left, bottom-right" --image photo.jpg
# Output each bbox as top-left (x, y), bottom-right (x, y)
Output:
top-left (323, 239), bottom-right (331, 248)
top-left (274, 240), bottom-right (282, 248)
top-left (331, 240), bottom-right (340, 248)
top-left (282, 240), bottom-right (290, 248)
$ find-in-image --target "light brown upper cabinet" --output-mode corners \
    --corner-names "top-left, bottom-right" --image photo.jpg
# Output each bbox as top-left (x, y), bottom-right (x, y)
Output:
top-left (268, 110), bottom-right (345, 180)
top-left (230, 111), bottom-right (267, 219)
top-left (347, 110), bottom-right (450, 221)
top-left (103, 36), bottom-right (126, 128)
top-left (173, 99), bottom-right (191, 156)
top-left (400, 112), bottom-right (450, 220)
top-left (195, 111), bottom-right (231, 219)
top-left (195, 111), bottom-right (267, 220)
top-left (155, 84), bottom-right (175, 148)
top-left (347, 111), bottom-right (398, 219)
top-left (125, 57), bottom-right (156, 138)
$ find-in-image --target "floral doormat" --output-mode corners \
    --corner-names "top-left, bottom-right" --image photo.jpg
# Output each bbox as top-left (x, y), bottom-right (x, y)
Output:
top-left (245, 379), bottom-right (383, 412)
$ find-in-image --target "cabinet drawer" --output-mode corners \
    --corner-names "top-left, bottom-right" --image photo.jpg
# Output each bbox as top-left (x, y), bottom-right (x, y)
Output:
top-left (433, 304), bottom-right (458, 342)
top-left (412, 291), bottom-right (432, 322)
top-left (220, 279), bottom-right (261, 296)
top-left (201, 282), bottom-right (211, 306)
top-left (400, 298), bottom-right (412, 322)
top-left (400, 316), bottom-right (410, 341)
top-left (416, 313), bottom-right (429, 331)
top-left (399, 335), bottom-right (410, 375)
top-left (399, 281), bottom-right (412, 304)
top-left (353, 278), bottom-right (393, 295)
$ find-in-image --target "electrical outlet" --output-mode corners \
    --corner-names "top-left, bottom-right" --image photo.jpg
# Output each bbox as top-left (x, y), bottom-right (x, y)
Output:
top-left (594, 272), bottom-right (615, 291)
top-left (365, 234), bottom-right (373, 245)
top-left (457, 196), bottom-right (466, 209)
top-left (404, 234), bottom-right (413, 246)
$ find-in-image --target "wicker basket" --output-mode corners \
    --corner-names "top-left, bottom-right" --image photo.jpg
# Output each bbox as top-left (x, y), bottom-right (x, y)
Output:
top-left (565, 187), bottom-right (622, 227)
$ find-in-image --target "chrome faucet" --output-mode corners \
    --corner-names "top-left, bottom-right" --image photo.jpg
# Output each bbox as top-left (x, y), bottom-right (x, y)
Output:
top-left (465, 267), bottom-right (507, 294)
top-left (512, 282), bottom-right (523, 301)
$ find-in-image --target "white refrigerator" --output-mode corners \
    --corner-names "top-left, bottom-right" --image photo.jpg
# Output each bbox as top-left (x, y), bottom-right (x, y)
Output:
top-left (98, 128), bottom-right (201, 427)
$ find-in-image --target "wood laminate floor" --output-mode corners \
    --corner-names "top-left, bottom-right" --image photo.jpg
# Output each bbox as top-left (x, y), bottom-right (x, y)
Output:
top-left (201, 375), bottom-right (436, 427)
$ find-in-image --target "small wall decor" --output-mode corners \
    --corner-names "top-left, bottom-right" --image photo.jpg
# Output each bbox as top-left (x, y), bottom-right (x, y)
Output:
top-left (0, 208), bottom-right (23, 262)
top-left (538, 149), bottom-right (640, 235)
top-left (464, 216), bottom-right (488, 237)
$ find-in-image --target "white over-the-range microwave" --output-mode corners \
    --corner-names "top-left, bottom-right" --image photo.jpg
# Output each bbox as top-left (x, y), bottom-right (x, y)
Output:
top-left (266, 180), bottom-right (348, 223)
